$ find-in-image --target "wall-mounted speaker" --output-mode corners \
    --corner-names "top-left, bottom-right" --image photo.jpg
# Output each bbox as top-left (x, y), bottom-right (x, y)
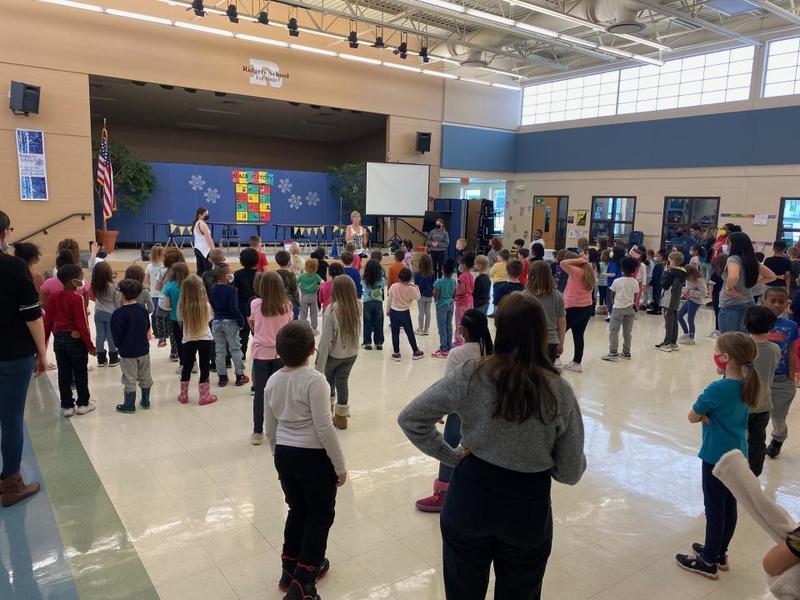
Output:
top-left (416, 131), bottom-right (432, 154)
top-left (9, 81), bottom-right (41, 116)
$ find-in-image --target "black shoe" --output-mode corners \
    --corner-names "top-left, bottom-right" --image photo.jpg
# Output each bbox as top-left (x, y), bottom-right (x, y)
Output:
top-left (209, 362), bottom-right (217, 373)
top-left (284, 562), bottom-right (323, 600)
top-left (622, 352), bottom-right (632, 360)
top-left (97, 351), bottom-right (108, 367)
top-left (691, 543), bottom-right (729, 571)
top-left (218, 375), bottom-right (229, 387)
top-left (278, 555), bottom-right (297, 593)
top-left (675, 553), bottom-right (718, 580)
top-left (767, 439), bottom-right (783, 459)
top-left (362, 344), bottom-right (372, 350)
top-left (376, 345), bottom-right (383, 351)
top-left (109, 352), bottom-right (120, 367)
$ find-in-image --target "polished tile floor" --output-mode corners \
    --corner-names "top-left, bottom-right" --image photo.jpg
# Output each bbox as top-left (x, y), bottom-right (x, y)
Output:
top-left (27, 303), bottom-right (800, 599)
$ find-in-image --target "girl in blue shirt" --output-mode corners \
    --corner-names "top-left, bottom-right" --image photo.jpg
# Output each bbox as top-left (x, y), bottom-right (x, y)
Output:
top-left (676, 332), bottom-right (760, 580)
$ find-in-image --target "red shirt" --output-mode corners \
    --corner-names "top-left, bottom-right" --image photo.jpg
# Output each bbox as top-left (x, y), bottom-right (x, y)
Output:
top-left (520, 260), bottom-right (530, 285)
top-left (256, 251), bottom-right (269, 273)
top-left (44, 290), bottom-right (95, 352)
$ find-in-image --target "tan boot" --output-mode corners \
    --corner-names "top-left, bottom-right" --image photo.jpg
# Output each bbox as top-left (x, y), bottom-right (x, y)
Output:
top-left (333, 404), bottom-right (349, 430)
top-left (1, 472), bottom-right (40, 507)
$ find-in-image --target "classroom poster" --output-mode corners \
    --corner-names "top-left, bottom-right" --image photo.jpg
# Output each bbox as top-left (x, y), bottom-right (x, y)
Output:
top-left (16, 128), bottom-right (48, 201)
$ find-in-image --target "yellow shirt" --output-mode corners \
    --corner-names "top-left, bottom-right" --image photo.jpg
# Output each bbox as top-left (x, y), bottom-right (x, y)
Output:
top-left (490, 262), bottom-right (508, 284)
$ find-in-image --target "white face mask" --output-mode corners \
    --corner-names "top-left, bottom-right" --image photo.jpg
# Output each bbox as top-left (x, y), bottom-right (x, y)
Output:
top-left (226, 273), bottom-right (234, 283)
top-left (722, 244), bottom-right (730, 254)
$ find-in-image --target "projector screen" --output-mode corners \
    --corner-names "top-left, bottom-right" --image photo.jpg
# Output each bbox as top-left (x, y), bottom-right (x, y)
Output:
top-left (366, 162), bottom-right (430, 217)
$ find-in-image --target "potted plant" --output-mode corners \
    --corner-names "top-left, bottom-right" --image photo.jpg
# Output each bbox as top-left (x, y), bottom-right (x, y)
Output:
top-left (94, 140), bottom-right (157, 252)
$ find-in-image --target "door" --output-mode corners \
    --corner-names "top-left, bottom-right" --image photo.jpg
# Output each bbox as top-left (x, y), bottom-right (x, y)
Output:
top-left (661, 197), bottom-right (720, 249)
top-left (532, 196), bottom-right (559, 249)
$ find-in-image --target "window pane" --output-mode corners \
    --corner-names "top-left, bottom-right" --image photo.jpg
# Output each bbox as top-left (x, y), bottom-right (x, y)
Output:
top-left (770, 38), bottom-right (800, 56)
top-left (764, 36), bottom-right (800, 98)
top-left (764, 81), bottom-right (796, 97)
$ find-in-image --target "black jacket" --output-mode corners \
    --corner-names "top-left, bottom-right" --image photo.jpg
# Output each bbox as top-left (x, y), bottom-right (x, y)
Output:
top-left (660, 266), bottom-right (687, 311)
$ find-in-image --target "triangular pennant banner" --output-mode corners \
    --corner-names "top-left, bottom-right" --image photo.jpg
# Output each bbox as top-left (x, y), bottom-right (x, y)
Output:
top-left (169, 224), bottom-right (176, 234)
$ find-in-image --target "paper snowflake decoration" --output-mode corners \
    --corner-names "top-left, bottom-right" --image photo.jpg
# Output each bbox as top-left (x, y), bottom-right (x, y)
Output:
top-left (188, 174), bottom-right (206, 191)
top-left (278, 178), bottom-right (293, 194)
top-left (288, 194), bottom-right (303, 210)
top-left (204, 187), bottom-right (220, 204)
top-left (305, 191), bottom-right (320, 207)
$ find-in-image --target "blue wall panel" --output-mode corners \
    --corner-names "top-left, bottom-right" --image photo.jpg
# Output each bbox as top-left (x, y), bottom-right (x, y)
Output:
top-left (441, 124), bottom-right (516, 172)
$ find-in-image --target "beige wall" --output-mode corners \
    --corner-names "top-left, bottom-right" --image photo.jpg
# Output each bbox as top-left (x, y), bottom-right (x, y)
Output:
top-left (444, 79), bottom-right (521, 132)
top-left (0, 63), bottom-right (95, 267)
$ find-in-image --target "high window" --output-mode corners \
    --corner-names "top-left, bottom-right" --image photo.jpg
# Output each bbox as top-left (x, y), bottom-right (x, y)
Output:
top-left (763, 36), bottom-right (800, 98)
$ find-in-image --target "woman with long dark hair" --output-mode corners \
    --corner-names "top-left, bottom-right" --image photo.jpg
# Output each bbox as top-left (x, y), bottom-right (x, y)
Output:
top-left (399, 293), bottom-right (586, 599)
top-left (192, 206), bottom-right (215, 275)
top-left (718, 232), bottom-right (776, 333)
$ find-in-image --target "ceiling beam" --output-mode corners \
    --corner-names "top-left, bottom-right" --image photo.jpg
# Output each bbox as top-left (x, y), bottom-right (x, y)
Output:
top-left (637, 0), bottom-right (761, 45)
top-left (745, 0), bottom-right (800, 25)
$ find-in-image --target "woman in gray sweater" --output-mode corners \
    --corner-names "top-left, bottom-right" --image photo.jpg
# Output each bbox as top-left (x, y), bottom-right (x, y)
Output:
top-left (398, 292), bottom-right (586, 600)
top-left (426, 218), bottom-right (450, 279)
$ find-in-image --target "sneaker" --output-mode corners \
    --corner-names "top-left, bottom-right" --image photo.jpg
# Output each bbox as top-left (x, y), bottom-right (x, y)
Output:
top-left (376, 345), bottom-right (383, 351)
top-left (62, 407), bottom-right (75, 418)
top-left (554, 358), bottom-right (563, 368)
top-left (251, 432), bottom-right (265, 445)
top-left (412, 350), bottom-right (425, 360)
top-left (562, 361), bottom-right (583, 373)
top-left (605, 317), bottom-right (611, 323)
top-left (767, 439), bottom-right (783, 459)
top-left (679, 337), bottom-right (696, 345)
top-left (76, 402), bottom-right (96, 416)
top-left (392, 353), bottom-right (402, 362)
top-left (691, 543), bottom-right (729, 571)
top-left (670, 344), bottom-right (680, 351)
top-left (678, 334), bottom-right (691, 342)
top-left (158, 339), bottom-right (167, 348)
top-left (414, 329), bottom-right (424, 336)
top-left (235, 374), bottom-right (250, 387)
top-left (655, 343), bottom-right (672, 353)
top-left (431, 350), bottom-right (449, 359)
top-left (362, 344), bottom-right (372, 350)
top-left (601, 353), bottom-right (620, 362)
top-left (109, 354), bottom-right (120, 367)
top-left (169, 353), bottom-right (179, 362)
top-left (707, 330), bottom-right (720, 339)
top-left (622, 352), bottom-right (632, 360)
top-left (218, 375), bottom-right (229, 388)
top-left (675, 552), bottom-right (719, 580)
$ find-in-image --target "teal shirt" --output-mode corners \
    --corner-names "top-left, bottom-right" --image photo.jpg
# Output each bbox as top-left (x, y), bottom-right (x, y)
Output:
top-left (362, 276), bottom-right (386, 303)
top-left (297, 272), bottom-right (323, 295)
top-left (162, 280), bottom-right (181, 322)
top-left (433, 276), bottom-right (457, 307)
top-left (692, 378), bottom-right (749, 464)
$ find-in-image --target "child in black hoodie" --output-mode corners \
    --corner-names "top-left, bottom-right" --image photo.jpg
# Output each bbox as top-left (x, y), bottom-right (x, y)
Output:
top-left (656, 251), bottom-right (687, 352)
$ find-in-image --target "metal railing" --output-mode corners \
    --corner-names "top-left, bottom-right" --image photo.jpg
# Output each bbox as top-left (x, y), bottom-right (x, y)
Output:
top-left (16, 212), bottom-right (92, 243)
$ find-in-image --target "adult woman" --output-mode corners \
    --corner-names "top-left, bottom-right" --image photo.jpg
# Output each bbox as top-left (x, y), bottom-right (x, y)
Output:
top-left (398, 292), bottom-right (586, 599)
top-left (0, 211), bottom-right (46, 507)
top-left (487, 237), bottom-right (502, 267)
top-left (345, 210), bottom-right (368, 256)
top-left (192, 207), bottom-right (215, 275)
top-left (426, 218), bottom-right (450, 279)
top-left (559, 252), bottom-right (596, 373)
top-left (718, 231), bottom-right (776, 333)
top-left (712, 223), bottom-right (740, 264)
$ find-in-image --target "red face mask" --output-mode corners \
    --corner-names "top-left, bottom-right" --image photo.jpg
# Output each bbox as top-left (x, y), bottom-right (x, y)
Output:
top-left (713, 353), bottom-right (728, 371)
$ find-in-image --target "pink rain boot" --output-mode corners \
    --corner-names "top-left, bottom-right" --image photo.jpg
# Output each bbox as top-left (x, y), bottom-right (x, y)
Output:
top-left (414, 479), bottom-right (449, 513)
top-left (177, 381), bottom-right (189, 404)
top-left (198, 381), bottom-right (218, 406)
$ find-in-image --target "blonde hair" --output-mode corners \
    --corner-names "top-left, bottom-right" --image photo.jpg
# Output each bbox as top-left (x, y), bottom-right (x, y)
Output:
top-left (716, 332), bottom-right (760, 409)
top-left (208, 248), bottom-right (226, 267)
top-left (668, 251), bottom-right (684, 266)
top-left (289, 242), bottom-right (300, 256)
top-left (526, 261), bottom-right (555, 296)
top-left (178, 275), bottom-right (211, 339)
top-left (149, 244), bottom-right (164, 263)
top-left (351, 210), bottom-right (360, 219)
top-left (475, 255), bottom-right (489, 271)
top-left (331, 276), bottom-right (361, 347)
top-left (304, 257), bottom-right (319, 274)
top-left (344, 242), bottom-right (356, 254)
top-left (256, 271), bottom-right (289, 317)
top-left (165, 262), bottom-right (189, 285)
top-left (563, 251), bottom-right (595, 291)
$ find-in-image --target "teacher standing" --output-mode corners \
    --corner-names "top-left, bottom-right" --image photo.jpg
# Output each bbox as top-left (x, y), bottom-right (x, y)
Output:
top-left (426, 218), bottom-right (449, 279)
top-left (0, 211), bottom-right (46, 507)
top-left (192, 207), bottom-right (215, 276)
top-left (345, 211), bottom-right (368, 256)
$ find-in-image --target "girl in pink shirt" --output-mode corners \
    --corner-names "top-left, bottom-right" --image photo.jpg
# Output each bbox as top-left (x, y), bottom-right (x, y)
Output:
top-left (318, 263), bottom-right (343, 312)
top-left (560, 253), bottom-right (596, 373)
top-left (453, 253), bottom-right (475, 346)
top-left (249, 271), bottom-right (293, 445)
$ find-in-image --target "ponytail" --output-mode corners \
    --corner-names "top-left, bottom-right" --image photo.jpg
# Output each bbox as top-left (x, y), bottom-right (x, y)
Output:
top-left (461, 309), bottom-right (493, 356)
top-left (741, 363), bottom-right (761, 410)
top-left (716, 332), bottom-right (760, 409)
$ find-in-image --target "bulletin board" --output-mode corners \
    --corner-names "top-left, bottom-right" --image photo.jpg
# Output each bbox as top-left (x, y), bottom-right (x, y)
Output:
top-left (232, 169), bottom-right (273, 223)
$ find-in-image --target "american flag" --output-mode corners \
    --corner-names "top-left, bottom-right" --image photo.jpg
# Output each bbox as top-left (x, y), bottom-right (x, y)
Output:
top-left (96, 125), bottom-right (115, 221)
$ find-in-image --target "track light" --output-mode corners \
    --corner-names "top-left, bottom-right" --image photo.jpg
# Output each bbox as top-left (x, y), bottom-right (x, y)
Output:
top-left (420, 40), bottom-right (429, 63)
top-left (226, 2), bottom-right (238, 23)
top-left (373, 26), bottom-right (384, 48)
top-left (287, 17), bottom-right (299, 36)
top-left (397, 33), bottom-right (408, 60)
top-left (191, 0), bottom-right (205, 16)
top-left (257, 10), bottom-right (269, 24)
top-left (348, 19), bottom-right (358, 49)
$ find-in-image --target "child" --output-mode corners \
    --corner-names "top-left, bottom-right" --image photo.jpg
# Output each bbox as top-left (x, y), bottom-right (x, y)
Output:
top-left (123, 265), bottom-right (154, 314)
top-left (387, 267), bottom-right (424, 361)
top-left (789, 246), bottom-right (800, 293)
top-left (40, 250), bottom-right (87, 310)
top-left (161, 262), bottom-right (190, 369)
top-left (493, 258), bottom-right (524, 310)
top-left (517, 247), bottom-right (530, 285)
top-left (473, 255), bottom-right (491, 315)
top-left (209, 265), bottom-right (250, 387)
top-left (154, 247), bottom-right (185, 358)
top-left (510, 238), bottom-right (525, 258)
top-left (387, 249), bottom-right (405, 290)
top-left (289, 241), bottom-right (305, 275)
top-left (344, 242), bottom-right (362, 272)
top-left (176, 275), bottom-right (218, 405)
top-left (552, 250), bottom-right (569, 292)
top-left (275, 250), bottom-right (300, 319)
top-left (455, 238), bottom-right (467, 260)
top-left (597, 249), bottom-right (611, 315)
top-left (362, 258), bottom-right (385, 350)
top-left (656, 252), bottom-right (687, 352)
top-left (560, 253), bottom-right (597, 373)
top-left (708, 254), bottom-right (727, 337)
top-left (763, 287), bottom-right (799, 459)
top-left (311, 247), bottom-right (329, 283)
top-left (316, 276), bottom-right (361, 430)
top-left (602, 256), bottom-right (640, 361)
top-left (234, 247), bottom-right (259, 361)
top-left (90, 261), bottom-right (120, 367)
top-left (340, 252), bottom-right (362, 298)
top-left (432, 260), bottom-right (457, 358)
top-left (249, 235), bottom-right (269, 272)
top-left (144, 244), bottom-right (166, 346)
top-left (677, 264), bottom-right (707, 345)
top-left (413, 309), bottom-right (493, 512)
top-left (44, 264), bottom-right (96, 417)
top-left (413, 253), bottom-right (435, 336)
top-left (526, 260), bottom-right (566, 364)
top-left (298, 258), bottom-right (323, 333)
top-left (675, 332), bottom-right (759, 579)
top-left (319, 263), bottom-right (342, 313)
top-left (453, 253), bottom-right (475, 346)
top-left (765, 240), bottom-right (791, 292)
top-left (111, 279), bottom-right (153, 413)
top-left (530, 242), bottom-right (545, 263)
top-left (647, 249), bottom-right (666, 315)
top-left (264, 322), bottom-right (346, 599)
top-left (249, 271), bottom-right (293, 445)
top-left (643, 248), bottom-right (656, 307)
top-left (490, 249), bottom-right (510, 284)
top-left (402, 239), bottom-right (413, 270)
top-left (743, 306), bottom-right (780, 476)
top-left (690, 244), bottom-right (702, 269)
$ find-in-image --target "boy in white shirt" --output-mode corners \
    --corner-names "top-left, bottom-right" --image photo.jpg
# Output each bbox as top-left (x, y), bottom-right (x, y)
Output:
top-left (603, 256), bottom-right (642, 361)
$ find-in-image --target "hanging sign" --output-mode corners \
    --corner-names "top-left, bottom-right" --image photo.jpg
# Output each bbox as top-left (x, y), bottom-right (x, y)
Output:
top-left (16, 129), bottom-right (48, 201)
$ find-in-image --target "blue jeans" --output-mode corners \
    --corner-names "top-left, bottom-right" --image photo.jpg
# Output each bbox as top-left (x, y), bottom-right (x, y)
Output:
top-left (701, 461), bottom-right (737, 564)
top-left (94, 309), bottom-right (117, 354)
top-left (677, 300), bottom-right (701, 338)
top-left (0, 356), bottom-right (34, 478)
top-left (436, 302), bottom-right (454, 352)
top-left (718, 304), bottom-right (750, 334)
top-left (439, 414), bottom-right (462, 483)
top-left (363, 301), bottom-right (385, 346)
top-left (212, 319), bottom-right (245, 377)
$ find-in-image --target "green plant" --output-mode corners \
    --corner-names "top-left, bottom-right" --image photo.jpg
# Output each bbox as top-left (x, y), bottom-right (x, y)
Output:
top-left (328, 162), bottom-right (366, 219)
top-left (94, 140), bottom-right (158, 213)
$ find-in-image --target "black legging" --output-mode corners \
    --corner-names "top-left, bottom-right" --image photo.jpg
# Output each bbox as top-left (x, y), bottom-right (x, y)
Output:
top-left (565, 306), bottom-right (592, 364)
top-left (431, 251), bottom-right (446, 279)
top-left (181, 339), bottom-right (212, 383)
top-left (194, 247), bottom-right (211, 275)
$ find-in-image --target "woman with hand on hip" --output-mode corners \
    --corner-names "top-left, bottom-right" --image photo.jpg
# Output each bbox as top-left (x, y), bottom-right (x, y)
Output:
top-left (192, 207), bottom-right (215, 276)
top-left (427, 218), bottom-right (450, 279)
top-left (345, 211), bottom-right (368, 257)
top-left (718, 232), bottom-right (775, 333)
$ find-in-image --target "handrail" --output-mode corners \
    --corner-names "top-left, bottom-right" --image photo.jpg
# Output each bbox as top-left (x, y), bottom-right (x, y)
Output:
top-left (17, 213), bottom-right (92, 243)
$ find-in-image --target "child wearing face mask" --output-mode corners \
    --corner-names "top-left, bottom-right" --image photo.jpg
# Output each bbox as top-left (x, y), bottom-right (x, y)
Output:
top-left (209, 264), bottom-right (250, 388)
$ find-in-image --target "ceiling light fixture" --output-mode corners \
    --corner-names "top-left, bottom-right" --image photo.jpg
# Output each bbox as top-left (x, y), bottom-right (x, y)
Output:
top-left (36, 0), bottom-right (102, 11)
top-left (175, 21), bottom-right (234, 36)
top-left (514, 22), bottom-right (558, 38)
top-left (416, 0), bottom-right (465, 13)
top-left (104, 8), bottom-right (173, 24)
top-left (339, 54), bottom-right (381, 65)
top-left (492, 82), bottom-right (520, 90)
top-left (460, 77), bottom-right (492, 86)
top-left (348, 19), bottom-right (358, 49)
top-left (226, 2), bottom-right (238, 23)
top-left (235, 33), bottom-right (287, 46)
top-left (466, 8), bottom-right (514, 26)
top-left (557, 33), bottom-right (598, 49)
top-left (617, 33), bottom-right (670, 51)
top-left (382, 62), bottom-right (421, 73)
top-left (505, 0), bottom-right (603, 30)
top-left (190, 0), bottom-right (205, 16)
top-left (423, 70), bottom-right (458, 79)
top-left (373, 26), bottom-right (385, 48)
top-left (290, 43), bottom-right (336, 56)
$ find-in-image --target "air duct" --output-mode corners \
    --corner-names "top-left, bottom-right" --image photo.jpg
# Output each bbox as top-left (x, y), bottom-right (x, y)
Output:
top-left (584, 0), bottom-right (644, 34)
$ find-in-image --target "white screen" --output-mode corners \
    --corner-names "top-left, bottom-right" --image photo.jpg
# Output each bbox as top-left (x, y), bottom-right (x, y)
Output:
top-left (366, 162), bottom-right (430, 217)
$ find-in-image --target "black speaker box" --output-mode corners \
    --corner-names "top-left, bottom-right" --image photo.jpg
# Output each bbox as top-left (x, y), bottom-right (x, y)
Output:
top-left (416, 131), bottom-right (432, 153)
top-left (9, 81), bottom-right (41, 115)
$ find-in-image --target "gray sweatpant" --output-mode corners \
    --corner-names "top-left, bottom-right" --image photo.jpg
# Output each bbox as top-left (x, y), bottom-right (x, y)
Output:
top-left (324, 355), bottom-right (358, 406)
top-left (120, 355), bottom-right (153, 394)
top-left (609, 305), bottom-right (635, 355)
top-left (300, 292), bottom-right (319, 330)
top-left (771, 374), bottom-right (796, 442)
top-left (417, 297), bottom-right (433, 331)
top-left (212, 319), bottom-right (245, 377)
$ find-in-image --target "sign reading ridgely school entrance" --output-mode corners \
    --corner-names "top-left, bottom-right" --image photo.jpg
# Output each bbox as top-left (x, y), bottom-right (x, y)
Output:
top-left (244, 59), bottom-right (289, 88)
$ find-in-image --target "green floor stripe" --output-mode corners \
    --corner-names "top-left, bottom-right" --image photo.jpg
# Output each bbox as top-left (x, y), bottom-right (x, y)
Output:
top-left (25, 376), bottom-right (159, 600)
